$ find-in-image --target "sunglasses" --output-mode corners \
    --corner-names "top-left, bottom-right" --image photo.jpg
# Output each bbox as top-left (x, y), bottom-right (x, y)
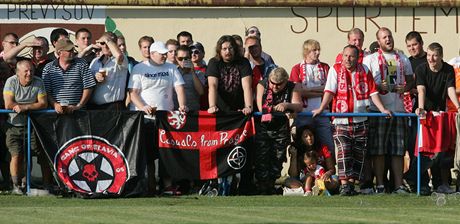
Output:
top-left (97, 41), bottom-right (106, 46)
top-left (191, 49), bottom-right (201, 55)
top-left (4, 41), bottom-right (18, 45)
top-left (177, 57), bottom-right (190, 61)
top-left (270, 80), bottom-right (285, 87)
top-left (248, 29), bottom-right (260, 35)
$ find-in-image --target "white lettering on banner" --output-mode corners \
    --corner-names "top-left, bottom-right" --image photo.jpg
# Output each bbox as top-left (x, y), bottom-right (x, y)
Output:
top-left (61, 143), bottom-right (119, 161)
top-left (159, 129), bottom-right (249, 149)
top-left (201, 135), bottom-right (218, 147)
top-left (219, 130), bottom-right (248, 145)
top-left (0, 4), bottom-right (106, 23)
top-left (60, 146), bottom-right (80, 161)
top-left (159, 130), bottom-right (198, 147)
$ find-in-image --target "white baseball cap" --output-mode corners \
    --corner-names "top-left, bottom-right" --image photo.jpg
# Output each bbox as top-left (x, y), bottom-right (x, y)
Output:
top-left (149, 41), bottom-right (168, 54)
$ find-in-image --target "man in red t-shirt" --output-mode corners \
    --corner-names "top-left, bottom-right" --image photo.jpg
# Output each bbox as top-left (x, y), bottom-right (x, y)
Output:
top-left (335, 28), bottom-right (368, 64)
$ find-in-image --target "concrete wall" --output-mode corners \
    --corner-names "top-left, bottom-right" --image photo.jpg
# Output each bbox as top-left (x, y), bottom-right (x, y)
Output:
top-left (1, 5), bottom-right (459, 69)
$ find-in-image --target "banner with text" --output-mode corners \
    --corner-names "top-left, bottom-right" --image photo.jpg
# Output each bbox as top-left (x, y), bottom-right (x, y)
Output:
top-left (31, 111), bottom-right (147, 198)
top-left (157, 111), bottom-right (255, 180)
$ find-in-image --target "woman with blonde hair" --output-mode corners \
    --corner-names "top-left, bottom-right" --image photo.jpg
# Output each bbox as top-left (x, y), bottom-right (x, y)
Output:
top-left (255, 67), bottom-right (302, 194)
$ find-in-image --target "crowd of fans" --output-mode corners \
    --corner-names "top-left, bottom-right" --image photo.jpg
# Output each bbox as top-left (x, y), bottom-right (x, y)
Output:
top-left (0, 25), bottom-right (460, 197)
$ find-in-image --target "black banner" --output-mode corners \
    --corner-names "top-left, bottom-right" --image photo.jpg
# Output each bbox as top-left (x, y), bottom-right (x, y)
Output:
top-left (31, 111), bottom-right (147, 197)
top-left (157, 111), bottom-right (254, 180)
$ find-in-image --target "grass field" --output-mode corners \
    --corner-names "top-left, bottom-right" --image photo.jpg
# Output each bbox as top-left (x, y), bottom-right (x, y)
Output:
top-left (0, 194), bottom-right (459, 223)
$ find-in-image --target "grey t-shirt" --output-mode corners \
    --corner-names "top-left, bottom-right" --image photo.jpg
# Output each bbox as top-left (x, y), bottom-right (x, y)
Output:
top-left (3, 75), bottom-right (47, 126)
top-left (174, 70), bottom-right (206, 111)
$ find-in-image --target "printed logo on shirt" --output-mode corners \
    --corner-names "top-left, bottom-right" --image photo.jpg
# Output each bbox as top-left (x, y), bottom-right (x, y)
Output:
top-left (144, 72), bottom-right (169, 78)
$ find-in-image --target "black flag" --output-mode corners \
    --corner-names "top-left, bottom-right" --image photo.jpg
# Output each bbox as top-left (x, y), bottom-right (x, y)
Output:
top-left (31, 111), bottom-right (147, 197)
top-left (157, 111), bottom-right (254, 180)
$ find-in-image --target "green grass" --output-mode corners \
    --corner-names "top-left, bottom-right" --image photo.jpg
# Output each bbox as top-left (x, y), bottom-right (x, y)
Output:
top-left (0, 194), bottom-right (458, 223)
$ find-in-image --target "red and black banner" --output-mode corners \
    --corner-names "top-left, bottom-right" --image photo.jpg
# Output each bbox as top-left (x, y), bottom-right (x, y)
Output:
top-left (31, 111), bottom-right (147, 197)
top-left (157, 111), bottom-right (255, 180)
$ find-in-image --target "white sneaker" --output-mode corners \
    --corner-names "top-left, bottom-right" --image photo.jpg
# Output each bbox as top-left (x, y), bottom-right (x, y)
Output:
top-left (437, 184), bottom-right (455, 194)
top-left (11, 185), bottom-right (23, 195)
top-left (303, 191), bottom-right (313, 196)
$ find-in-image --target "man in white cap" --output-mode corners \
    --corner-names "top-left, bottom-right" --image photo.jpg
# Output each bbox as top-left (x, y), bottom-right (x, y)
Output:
top-left (128, 41), bottom-right (187, 195)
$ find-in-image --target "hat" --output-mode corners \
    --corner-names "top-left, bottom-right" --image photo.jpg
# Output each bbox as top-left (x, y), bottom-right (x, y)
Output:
top-left (369, 41), bottom-right (380, 53)
top-left (190, 42), bottom-right (205, 54)
top-left (55, 39), bottom-right (74, 52)
top-left (149, 41), bottom-right (168, 54)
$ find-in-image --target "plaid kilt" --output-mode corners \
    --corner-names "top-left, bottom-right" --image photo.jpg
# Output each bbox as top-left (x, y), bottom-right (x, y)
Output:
top-left (367, 115), bottom-right (407, 156)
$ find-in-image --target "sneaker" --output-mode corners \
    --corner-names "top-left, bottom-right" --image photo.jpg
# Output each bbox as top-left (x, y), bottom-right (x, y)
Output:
top-left (437, 184), bottom-right (455, 194)
top-left (303, 191), bottom-right (313, 196)
top-left (11, 185), bottom-right (23, 195)
top-left (393, 185), bottom-right (410, 194)
top-left (349, 184), bottom-right (358, 196)
top-left (340, 184), bottom-right (356, 196)
top-left (163, 185), bottom-right (182, 196)
top-left (360, 187), bottom-right (374, 195)
top-left (375, 185), bottom-right (385, 194)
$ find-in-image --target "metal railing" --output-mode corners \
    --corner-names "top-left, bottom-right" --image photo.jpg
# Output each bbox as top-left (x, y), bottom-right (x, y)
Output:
top-left (2, 109), bottom-right (424, 195)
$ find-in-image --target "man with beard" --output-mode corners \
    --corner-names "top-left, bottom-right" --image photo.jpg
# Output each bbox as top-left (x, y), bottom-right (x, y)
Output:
top-left (363, 27), bottom-right (413, 194)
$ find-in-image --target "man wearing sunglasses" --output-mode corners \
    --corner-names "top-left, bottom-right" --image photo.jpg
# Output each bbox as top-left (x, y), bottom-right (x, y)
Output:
top-left (3, 36), bottom-right (51, 78)
top-left (87, 32), bottom-right (128, 111)
top-left (174, 45), bottom-right (204, 111)
top-left (42, 39), bottom-right (96, 114)
top-left (190, 42), bottom-right (206, 73)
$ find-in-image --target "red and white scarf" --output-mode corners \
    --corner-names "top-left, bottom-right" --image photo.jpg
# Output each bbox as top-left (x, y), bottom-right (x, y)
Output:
top-left (377, 49), bottom-right (412, 113)
top-left (299, 60), bottom-right (327, 108)
top-left (333, 63), bottom-right (370, 123)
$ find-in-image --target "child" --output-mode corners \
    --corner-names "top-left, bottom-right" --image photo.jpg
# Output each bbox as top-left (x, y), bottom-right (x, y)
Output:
top-left (302, 151), bottom-right (326, 196)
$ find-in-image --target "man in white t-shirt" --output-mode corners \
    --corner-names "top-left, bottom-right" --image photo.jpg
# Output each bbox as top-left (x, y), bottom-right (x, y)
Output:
top-left (362, 27), bottom-right (413, 194)
top-left (128, 41), bottom-right (188, 194)
top-left (129, 41), bottom-right (188, 113)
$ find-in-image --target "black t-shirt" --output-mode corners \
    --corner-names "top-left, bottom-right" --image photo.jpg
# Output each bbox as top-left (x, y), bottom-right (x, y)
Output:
top-left (207, 57), bottom-right (253, 111)
top-left (258, 79), bottom-right (295, 130)
top-left (34, 58), bottom-right (53, 78)
top-left (407, 54), bottom-right (427, 99)
top-left (409, 54), bottom-right (427, 74)
top-left (416, 61), bottom-right (455, 111)
top-left (47, 52), bottom-right (57, 62)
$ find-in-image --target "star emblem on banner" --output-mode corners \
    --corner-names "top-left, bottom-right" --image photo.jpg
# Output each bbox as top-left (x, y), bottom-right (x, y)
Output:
top-left (68, 152), bottom-right (114, 193)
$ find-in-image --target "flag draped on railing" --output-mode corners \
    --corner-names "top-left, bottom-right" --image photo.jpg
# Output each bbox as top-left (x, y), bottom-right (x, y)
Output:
top-left (30, 111), bottom-right (147, 197)
top-left (156, 111), bottom-right (255, 180)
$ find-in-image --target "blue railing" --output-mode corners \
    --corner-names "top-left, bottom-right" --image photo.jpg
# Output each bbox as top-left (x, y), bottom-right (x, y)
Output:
top-left (3, 110), bottom-right (423, 195)
top-left (256, 111), bottom-right (422, 195)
